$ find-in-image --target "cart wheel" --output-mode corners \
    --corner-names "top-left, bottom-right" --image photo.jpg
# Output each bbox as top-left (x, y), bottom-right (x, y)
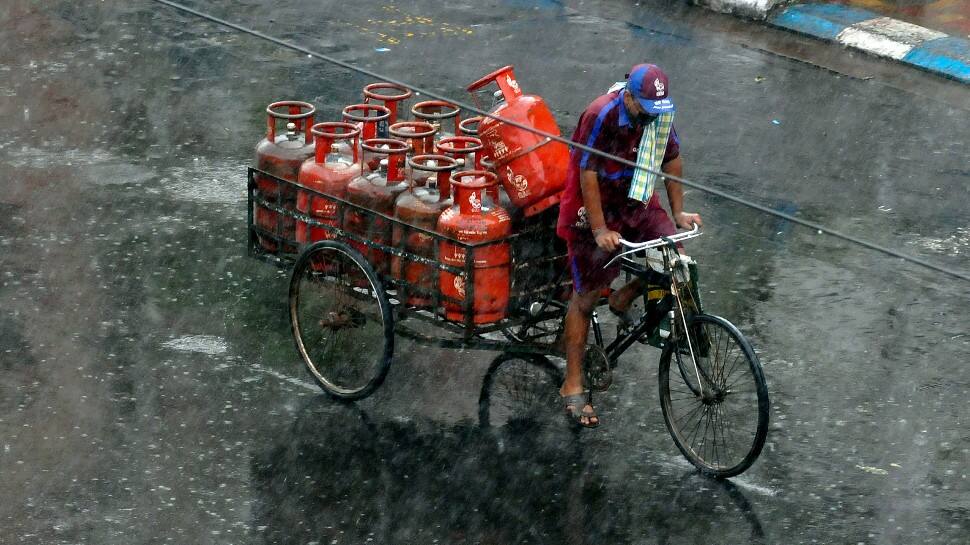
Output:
top-left (289, 240), bottom-right (394, 400)
top-left (500, 303), bottom-right (567, 345)
top-left (479, 353), bottom-right (563, 431)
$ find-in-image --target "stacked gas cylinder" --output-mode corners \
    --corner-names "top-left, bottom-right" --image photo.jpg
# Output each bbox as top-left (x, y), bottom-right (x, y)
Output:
top-left (252, 66), bottom-right (569, 324)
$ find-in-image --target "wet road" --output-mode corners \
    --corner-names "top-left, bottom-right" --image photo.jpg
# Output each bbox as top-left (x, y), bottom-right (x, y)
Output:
top-left (1, 0), bottom-right (969, 543)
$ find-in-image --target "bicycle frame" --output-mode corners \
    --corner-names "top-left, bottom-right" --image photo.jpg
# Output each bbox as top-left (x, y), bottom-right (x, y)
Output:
top-left (595, 246), bottom-right (677, 361)
top-left (595, 238), bottom-right (704, 366)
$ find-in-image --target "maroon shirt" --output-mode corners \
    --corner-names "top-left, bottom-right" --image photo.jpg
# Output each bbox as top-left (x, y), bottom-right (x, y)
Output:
top-left (556, 90), bottom-right (680, 241)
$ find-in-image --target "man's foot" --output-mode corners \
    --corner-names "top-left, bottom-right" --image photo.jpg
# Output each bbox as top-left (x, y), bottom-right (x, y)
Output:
top-left (561, 391), bottom-right (599, 428)
top-left (607, 293), bottom-right (637, 327)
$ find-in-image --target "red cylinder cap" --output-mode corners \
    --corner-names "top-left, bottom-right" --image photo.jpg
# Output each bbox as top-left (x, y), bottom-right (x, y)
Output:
top-left (458, 116), bottom-right (482, 136)
top-left (310, 122), bottom-right (360, 140)
top-left (342, 103), bottom-right (391, 123)
top-left (266, 101), bottom-right (315, 141)
top-left (362, 82), bottom-right (413, 103)
top-left (411, 100), bottom-right (460, 121)
top-left (266, 100), bottom-right (316, 119)
top-left (361, 138), bottom-right (411, 155)
top-left (408, 154), bottom-right (458, 172)
top-left (450, 170), bottom-right (497, 189)
top-left (389, 121), bottom-right (437, 140)
top-left (436, 136), bottom-right (483, 155)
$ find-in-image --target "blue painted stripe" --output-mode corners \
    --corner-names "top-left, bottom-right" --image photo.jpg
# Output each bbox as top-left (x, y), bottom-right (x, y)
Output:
top-left (904, 37), bottom-right (970, 84)
top-left (770, 4), bottom-right (878, 41)
top-left (599, 168), bottom-right (636, 180)
top-left (570, 256), bottom-right (584, 293)
top-left (579, 97), bottom-right (621, 169)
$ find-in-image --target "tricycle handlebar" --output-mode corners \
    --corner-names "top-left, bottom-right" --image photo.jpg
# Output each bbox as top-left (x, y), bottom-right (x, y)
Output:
top-left (605, 224), bottom-right (702, 268)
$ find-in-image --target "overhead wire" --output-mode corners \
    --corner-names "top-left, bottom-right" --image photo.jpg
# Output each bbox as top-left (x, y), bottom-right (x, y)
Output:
top-left (152, 0), bottom-right (970, 283)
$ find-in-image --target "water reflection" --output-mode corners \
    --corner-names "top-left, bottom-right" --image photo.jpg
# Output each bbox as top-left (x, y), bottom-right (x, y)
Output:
top-left (252, 352), bottom-right (765, 544)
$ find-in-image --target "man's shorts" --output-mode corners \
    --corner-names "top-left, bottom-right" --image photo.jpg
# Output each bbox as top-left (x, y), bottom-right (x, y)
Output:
top-left (566, 196), bottom-right (677, 294)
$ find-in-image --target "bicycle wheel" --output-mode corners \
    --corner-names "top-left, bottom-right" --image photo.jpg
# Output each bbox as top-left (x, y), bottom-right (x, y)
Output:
top-left (289, 240), bottom-right (394, 400)
top-left (659, 314), bottom-right (769, 478)
top-left (478, 353), bottom-right (563, 431)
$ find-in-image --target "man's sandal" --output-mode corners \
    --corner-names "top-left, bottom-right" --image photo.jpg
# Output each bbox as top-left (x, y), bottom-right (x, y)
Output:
top-left (562, 392), bottom-right (600, 428)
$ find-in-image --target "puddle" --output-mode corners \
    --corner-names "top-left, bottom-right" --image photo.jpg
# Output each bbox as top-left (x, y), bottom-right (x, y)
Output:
top-left (160, 157), bottom-right (250, 204)
top-left (161, 334), bottom-right (228, 355)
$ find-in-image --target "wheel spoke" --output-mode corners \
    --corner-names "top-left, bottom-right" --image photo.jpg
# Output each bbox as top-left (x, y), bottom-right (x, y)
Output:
top-left (719, 343), bottom-right (745, 389)
top-left (674, 400), bottom-right (706, 427)
top-left (685, 405), bottom-right (708, 448)
top-left (711, 404), bottom-right (722, 469)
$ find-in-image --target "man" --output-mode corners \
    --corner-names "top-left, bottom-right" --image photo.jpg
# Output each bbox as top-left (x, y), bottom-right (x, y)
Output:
top-left (556, 64), bottom-right (703, 427)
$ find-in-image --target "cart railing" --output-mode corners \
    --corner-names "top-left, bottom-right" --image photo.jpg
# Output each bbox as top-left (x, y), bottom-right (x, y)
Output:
top-left (248, 167), bottom-right (570, 338)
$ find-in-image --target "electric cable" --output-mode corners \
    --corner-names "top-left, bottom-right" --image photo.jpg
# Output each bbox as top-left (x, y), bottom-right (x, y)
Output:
top-left (152, 0), bottom-right (970, 283)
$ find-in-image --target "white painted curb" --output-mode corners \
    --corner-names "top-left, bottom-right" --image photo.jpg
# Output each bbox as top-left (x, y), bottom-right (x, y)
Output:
top-left (692, 0), bottom-right (788, 20)
top-left (837, 17), bottom-right (947, 61)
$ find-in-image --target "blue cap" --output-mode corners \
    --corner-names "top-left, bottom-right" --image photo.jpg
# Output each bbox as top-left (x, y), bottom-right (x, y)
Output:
top-left (626, 63), bottom-right (675, 114)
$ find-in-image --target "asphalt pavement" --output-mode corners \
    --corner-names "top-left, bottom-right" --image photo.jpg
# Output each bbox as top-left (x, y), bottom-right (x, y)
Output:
top-left (1, 0), bottom-right (969, 544)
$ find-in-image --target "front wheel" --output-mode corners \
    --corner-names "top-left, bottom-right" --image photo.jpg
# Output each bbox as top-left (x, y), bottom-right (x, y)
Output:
top-left (289, 240), bottom-right (394, 400)
top-left (659, 314), bottom-right (769, 478)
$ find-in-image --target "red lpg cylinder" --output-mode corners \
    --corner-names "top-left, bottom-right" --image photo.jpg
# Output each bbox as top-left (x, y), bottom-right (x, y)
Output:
top-left (254, 101), bottom-right (316, 253)
top-left (362, 82), bottom-right (413, 136)
top-left (342, 104), bottom-right (391, 171)
top-left (389, 121), bottom-right (437, 185)
top-left (411, 100), bottom-right (461, 142)
top-left (438, 137), bottom-right (513, 214)
top-left (466, 65), bottom-right (568, 217)
top-left (458, 116), bottom-right (482, 137)
top-left (344, 139), bottom-right (411, 275)
top-left (295, 122), bottom-right (362, 246)
top-left (438, 170), bottom-right (512, 324)
top-left (392, 155), bottom-right (459, 306)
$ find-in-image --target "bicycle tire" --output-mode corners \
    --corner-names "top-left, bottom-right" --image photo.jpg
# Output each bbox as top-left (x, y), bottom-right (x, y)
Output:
top-left (289, 240), bottom-right (394, 400)
top-left (478, 353), bottom-right (563, 431)
top-left (659, 314), bottom-right (768, 478)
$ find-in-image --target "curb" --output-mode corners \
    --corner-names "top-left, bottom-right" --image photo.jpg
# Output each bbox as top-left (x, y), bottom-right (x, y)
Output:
top-left (692, 0), bottom-right (786, 21)
top-left (693, 1), bottom-right (970, 84)
top-left (769, 4), bottom-right (970, 83)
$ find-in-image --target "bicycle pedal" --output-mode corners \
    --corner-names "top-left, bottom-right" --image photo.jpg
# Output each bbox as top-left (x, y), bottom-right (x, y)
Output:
top-left (582, 344), bottom-right (612, 393)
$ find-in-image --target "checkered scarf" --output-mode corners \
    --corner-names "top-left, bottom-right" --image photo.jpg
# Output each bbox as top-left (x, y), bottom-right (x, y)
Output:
top-left (628, 111), bottom-right (674, 203)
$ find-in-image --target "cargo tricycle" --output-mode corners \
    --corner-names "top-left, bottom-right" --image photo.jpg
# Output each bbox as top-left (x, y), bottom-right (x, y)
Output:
top-left (247, 163), bottom-right (769, 478)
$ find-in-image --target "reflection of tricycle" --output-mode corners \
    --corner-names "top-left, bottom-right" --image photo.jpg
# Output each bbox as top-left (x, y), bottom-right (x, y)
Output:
top-left (248, 167), bottom-right (769, 478)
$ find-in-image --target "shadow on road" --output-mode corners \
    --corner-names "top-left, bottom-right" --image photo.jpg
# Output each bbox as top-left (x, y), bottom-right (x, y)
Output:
top-left (251, 352), bottom-right (766, 544)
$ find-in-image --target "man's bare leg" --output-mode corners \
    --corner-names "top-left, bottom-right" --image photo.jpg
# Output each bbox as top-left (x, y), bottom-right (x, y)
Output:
top-left (607, 277), bottom-right (645, 314)
top-left (560, 288), bottom-right (602, 426)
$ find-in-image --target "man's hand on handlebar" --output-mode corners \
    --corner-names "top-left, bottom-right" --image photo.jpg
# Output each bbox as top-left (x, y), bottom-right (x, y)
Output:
top-left (674, 211), bottom-right (703, 230)
top-left (593, 227), bottom-right (621, 252)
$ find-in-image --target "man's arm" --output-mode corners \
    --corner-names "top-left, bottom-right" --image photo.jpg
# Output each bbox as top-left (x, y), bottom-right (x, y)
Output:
top-left (580, 169), bottom-right (621, 251)
top-left (662, 156), bottom-right (703, 229)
